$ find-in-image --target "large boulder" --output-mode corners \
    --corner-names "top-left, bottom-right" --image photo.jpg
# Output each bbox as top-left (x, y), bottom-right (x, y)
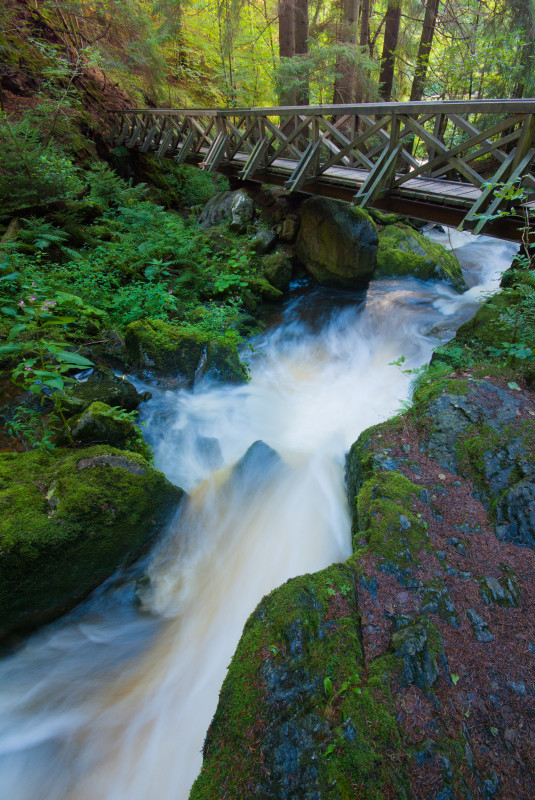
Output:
top-left (295, 197), bottom-right (378, 288)
top-left (0, 446), bottom-right (184, 638)
top-left (198, 189), bottom-right (255, 232)
top-left (376, 223), bottom-right (468, 292)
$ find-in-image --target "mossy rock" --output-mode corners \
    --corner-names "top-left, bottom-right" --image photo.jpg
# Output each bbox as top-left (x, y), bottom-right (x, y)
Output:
top-left (62, 368), bottom-right (149, 416)
top-left (261, 251), bottom-right (292, 292)
top-left (65, 401), bottom-right (149, 458)
top-left (124, 318), bottom-right (205, 381)
top-left (0, 446), bottom-right (184, 638)
top-left (245, 276), bottom-right (283, 301)
top-left (296, 197), bottom-right (378, 289)
top-left (376, 223), bottom-right (468, 292)
top-left (190, 564), bottom-right (409, 800)
top-left (201, 341), bottom-right (248, 384)
top-left (125, 318), bottom-right (248, 385)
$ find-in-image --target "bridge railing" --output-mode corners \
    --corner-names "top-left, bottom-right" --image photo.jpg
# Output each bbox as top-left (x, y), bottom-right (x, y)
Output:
top-left (110, 101), bottom-right (535, 234)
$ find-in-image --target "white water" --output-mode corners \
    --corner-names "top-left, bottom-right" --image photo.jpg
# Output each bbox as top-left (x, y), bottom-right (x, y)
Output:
top-left (0, 230), bottom-right (517, 800)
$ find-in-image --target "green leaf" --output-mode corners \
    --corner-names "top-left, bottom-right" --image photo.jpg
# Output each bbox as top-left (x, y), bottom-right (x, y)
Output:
top-left (7, 323), bottom-right (28, 341)
top-left (0, 342), bottom-right (25, 355)
top-left (490, 726), bottom-right (499, 737)
top-left (324, 677), bottom-right (334, 700)
top-left (0, 306), bottom-right (18, 317)
top-left (55, 351), bottom-right (94, 367)
top-left (451, 673), bottom-right (460, 686)
top-left (507, 382), bottom-right (520, 390)
top-left (0, 272), bottom-right (18, 282)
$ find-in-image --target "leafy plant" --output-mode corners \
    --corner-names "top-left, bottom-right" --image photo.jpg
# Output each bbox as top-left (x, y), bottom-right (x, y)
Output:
top-left (2, 289), bottom-right (94, 441)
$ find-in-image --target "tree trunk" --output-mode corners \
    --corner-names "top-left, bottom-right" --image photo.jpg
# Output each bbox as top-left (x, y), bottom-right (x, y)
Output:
top-left (294, 0), bottom-right (309, 104)
top-left (355, 0), bottom-right (371, 102)
top-left (332, 0), bottom-right (361, 105)
top-left (409, 0), bottom-right (440, 101)
top-left (378, 0), bottom-right (401, 101)
top-left (278, 0), bottom-right (296, 105)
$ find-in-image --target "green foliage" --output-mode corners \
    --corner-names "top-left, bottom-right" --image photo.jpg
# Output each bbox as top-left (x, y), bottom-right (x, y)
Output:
top-left (0, 113), bottom-right (83, 213)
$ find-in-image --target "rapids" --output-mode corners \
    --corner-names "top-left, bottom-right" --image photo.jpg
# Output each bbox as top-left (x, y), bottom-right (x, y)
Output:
top-left (0, 228), bottom-right (517, 800)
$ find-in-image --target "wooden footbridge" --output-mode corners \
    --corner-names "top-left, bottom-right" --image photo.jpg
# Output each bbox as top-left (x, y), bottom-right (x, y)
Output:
top-left (111, 100), bottom-right (535, 240)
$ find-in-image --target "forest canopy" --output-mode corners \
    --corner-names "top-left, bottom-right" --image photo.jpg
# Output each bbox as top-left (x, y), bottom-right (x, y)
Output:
top-left (1, 0), bottom-right (533, 112)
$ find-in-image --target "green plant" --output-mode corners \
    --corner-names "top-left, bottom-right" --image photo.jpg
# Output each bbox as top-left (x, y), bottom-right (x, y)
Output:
top-left (0, 112), bottom-right (83, 211)
top-left (7, 406), bottom-right (56, 452)
top-left (1, 288), bottom-right (94, 441)
top-left (323, 673), bottom-right (361, 706)
top-left (326, 583), bottom-right (351, 597)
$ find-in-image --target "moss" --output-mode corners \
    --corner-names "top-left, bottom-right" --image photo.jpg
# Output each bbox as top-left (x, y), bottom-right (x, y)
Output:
top-left (245, 276), bottom-right (283, 301)
top-left (124, 317), bottom-right (248, 384)
top-left (412, 373), bottom-right (471, 413)
top-left (65, 401), bottom-right (152, 459)
top-left (190, 563), bottom-right (411, 800)
top-left (355, 471), bottom-right (429, 561)
top-left (376, 223), bottom-right (467, 293)
top-left (0, 445), bottom-right (184, 638)
top-left (261, 251), bottom-right (292, 292)
top-left (124, 318), bottom-right (206, 378)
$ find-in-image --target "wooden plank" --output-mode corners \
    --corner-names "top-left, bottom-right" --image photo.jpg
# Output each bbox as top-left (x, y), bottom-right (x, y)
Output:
top-left (140, 125), bottom-right (159, 152)
top-left (240, 137), bottom-right (270, 180)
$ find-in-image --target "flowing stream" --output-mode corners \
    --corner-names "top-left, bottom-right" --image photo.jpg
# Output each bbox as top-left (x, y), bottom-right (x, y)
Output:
top-left (0, 229), bottom-right (517, 800)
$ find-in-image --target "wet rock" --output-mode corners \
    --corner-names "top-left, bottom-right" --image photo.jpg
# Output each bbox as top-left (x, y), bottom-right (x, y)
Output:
top-left (62, 368), bottom-right (149, 416)
top-left (466, 609), bottom-right (494, 642)
top-left (124, 318), bottom-right (247, 385)
top-left (66, 401), bottom-right (144, 453)
top-left (376, 223), bottom-right (468, 293)
top-left (296, 197), bottom-right (378, 289)
top-left (199, 341), bottom-right (248, 385)
top-left (391, 620), bottom-right (439, 690)
top-left (230, 440), bottom-right (282, 496)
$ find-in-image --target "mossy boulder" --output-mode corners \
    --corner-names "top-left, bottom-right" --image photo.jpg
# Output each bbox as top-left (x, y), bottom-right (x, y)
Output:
top-left (124, 318), bottom-right (248, 385)
top-left (125, 318), bottom-right (205, 381)
top-left (0, 446), bottom-right (184, 638)
top-left (296, 197), bottom-right (378, 288)
top-left (201, 341), bottom-right (248, 384)
top-left (62, 368), bottom-right (149, 416)
top-left (66, 401), bottom-right (148, 457)
top-left (376, 223), bottom-right (468, 292)
top-left (261, 251), bottom-right (292, 292)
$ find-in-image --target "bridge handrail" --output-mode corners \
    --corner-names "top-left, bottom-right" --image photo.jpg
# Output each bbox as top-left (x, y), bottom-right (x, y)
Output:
top-left (110, 99), bottom-right (535, 117)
